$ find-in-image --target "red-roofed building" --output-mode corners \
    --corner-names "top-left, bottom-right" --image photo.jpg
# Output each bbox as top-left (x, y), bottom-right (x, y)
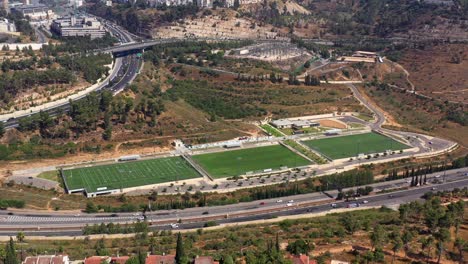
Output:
top-left (23, 255), bottom-right (70, 264)
top-left (145, 255), bottom-right (175, 264)
top-left (286, 254), bottom-right (316, 264)
top-left (84, 256), bottom-right (110, 264)
top-left (193, 256), bottom-right (218, 264)
top-left (110, 257), bottom-right (130, 264)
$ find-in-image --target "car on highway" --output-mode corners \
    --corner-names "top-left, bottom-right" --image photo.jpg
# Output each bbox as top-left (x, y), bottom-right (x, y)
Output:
top-left (259, 202), bottom-right (265, 205)
top-left (362, 200), bottom-right (369, 204)
top-left (202, 211), bottom-right (209, 215)
top-left (347, 203), bottom-right (360, 208)
top-left (331, 203), bottom-right (337, 208)
top-left (288, 200), bottom-right (294, 203)
top-left (431, 187), bottom-right (437, 191)
top-left (286, 203), bottom-right (293, 207)
top-left (170, 223), bottom-right (179, 229)
top-left (276, 199), bottom-right (283, 203)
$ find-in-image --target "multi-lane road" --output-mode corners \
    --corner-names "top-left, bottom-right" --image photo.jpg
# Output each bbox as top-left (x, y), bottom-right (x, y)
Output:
top-left (1, 21), bottom-right (140, 129)
top-left (0, 169), bottom-right (465, 236)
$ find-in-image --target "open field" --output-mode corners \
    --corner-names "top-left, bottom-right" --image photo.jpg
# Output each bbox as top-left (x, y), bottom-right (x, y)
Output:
top-left (62, 157), bottom-right (201, 193)
top-left (192, 145), bottom-right (311, 178)
top-left (302, 132), bottom-right (410, 160)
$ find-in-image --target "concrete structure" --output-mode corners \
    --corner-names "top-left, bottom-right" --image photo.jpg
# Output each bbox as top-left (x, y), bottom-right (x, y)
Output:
top-left (51, 16), bottom-right (106, 39)
top-left (70, 0), bottom-right (83, 8)
top-left (12, 4), bottom-right (55, 21)
top-left (0, 18), bottom-right (16, 33)
top-left (286, 254), bottom-right (316, 264)
top-left (147, 0), bottom-right (213, 7)
top-left (224, 0), bottom-right (261, 7)
top-left (270, 119), bottom-right (319, 129)
top-left (23, 255), bottom-right (70, 264)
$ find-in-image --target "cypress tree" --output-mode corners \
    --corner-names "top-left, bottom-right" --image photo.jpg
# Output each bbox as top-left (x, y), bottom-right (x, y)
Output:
top-left (424, 174), bottom-right (427, 185)
top-left (275, 232), bottom-right (280, 252)
top-left (411, 175), bottom-right (415, 187)
top-left (5, 237), bottom-right (18, 264)
top-left (419, 175), bottom-right (423, 186)
top-left (175, 233), bottom-right (185, 264)
top-left (415, 175), bottom-right (419, 186)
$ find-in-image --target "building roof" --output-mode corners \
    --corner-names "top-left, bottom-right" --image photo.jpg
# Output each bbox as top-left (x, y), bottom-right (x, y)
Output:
top-left (193, 256), bottom-right (216, 264)
top-left (286, 254), bottom-right (316, 264)
top-left (110, 257), bottom-right (129, 264)
top-left (84, 256), bottom-right (110, 264)
top-left (145, 255), bottom-right (175, 264)
top-left (23, 255), bottom-right (69, 264)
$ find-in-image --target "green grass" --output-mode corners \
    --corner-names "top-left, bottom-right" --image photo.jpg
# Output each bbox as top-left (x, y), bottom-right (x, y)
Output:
top-left (192, 145), bottom-right (311, 178)
top-left (37, 171), bottom-right (60, 182)
top-left (302, 132), bottom-right (410, 160)
top-left (62, 157), bottom-right (201, 193)
top-left (283, 140), bottom-right (327, 164)
top-left (260, 124), bottom-right (285, 137)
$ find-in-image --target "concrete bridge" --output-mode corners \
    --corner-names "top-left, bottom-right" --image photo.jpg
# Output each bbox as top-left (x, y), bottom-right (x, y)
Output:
top-left (95, 37), bottom-right (286, 55)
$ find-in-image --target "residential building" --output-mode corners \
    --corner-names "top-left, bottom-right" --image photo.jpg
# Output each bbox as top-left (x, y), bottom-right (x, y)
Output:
top-left (286, 254), bottom-right (316, 264)
top-left (193, 256), bottom-right (218, 264)
top-left (110, 257), bottom-right (129, 264)
top-left (23, 255), bottom-right (70, 264)
top-left (84, 256), bottom-right (110, 264)
top-left (51, 16), bottom-right (106, 39)
top-left (11, 4), bottom-right (55, 21)
top-left (145, 255), bottom-right (175, 264)
top-left (0, 18), bottom-right (16, 33)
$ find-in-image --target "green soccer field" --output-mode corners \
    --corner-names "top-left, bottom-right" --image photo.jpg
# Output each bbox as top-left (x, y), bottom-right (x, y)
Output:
top-left (62, 157), bottom-right (201, 194)
top-left (302, 132), bottom-right (410, 160)
top-left (192, 145), bottom-right (311, 178)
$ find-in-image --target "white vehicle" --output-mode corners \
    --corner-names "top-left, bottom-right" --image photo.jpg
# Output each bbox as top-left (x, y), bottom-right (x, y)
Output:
top-left (137, 216), bottom-right (145, 221)
top-left (331, 203), bottom-right (337, 208)
top-left (288, 200), bottom-right (294, 203)
top-left (362, 200), bottom-right (369, 204)
top-left (286, 203), bottom-right (293, 207)
top-left (434, 175), bottom-right (441, 178)
top-left (276, 199), bottom-right (283, 203)
top-left (170, 223), bottom-right (179, 229)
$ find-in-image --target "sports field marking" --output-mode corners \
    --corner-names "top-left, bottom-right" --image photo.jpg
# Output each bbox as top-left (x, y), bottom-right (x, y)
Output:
top-left (302, 132), bottom-right (410, 160)
top-left (62, 156), bottom-right (201, 193)
top-left (192, 144), bottom-right (311, 178)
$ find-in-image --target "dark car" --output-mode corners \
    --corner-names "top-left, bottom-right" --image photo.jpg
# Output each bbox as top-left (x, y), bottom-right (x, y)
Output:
top-left (259, 202), bottom-right (265, 205)
top-left (202, 211), bottom-right (209, 215)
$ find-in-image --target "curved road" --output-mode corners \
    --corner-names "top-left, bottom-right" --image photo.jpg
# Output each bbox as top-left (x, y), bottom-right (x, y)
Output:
top-left (1, 22), bottom-right (140, 129)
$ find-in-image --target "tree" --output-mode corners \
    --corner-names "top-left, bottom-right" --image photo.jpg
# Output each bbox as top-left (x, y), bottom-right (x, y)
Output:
top-left (391, 236), bottom-right (403, 264)
top-left (15, 233), bottom-right (24, 243)
top-left (401, 229), bottom-right (414, 257)
top-left (0, 122), bottom-right (4, 138)
top-left (102, 126), bottom-right (112, 141)
top-left (341, 214), bottom-right (361, 234)
top-left (175, 233), bottom-right (187, 264)
top-left (454, 238), bottom-right (466, 263)
top-left (420, 235), bottom-right (434, 263)
top-left (286, 239), bottom-right (312, 255)
top-left (125, 256), bottom-right (139, 264)
top-left (85, 201), bottom-right (98, 213)
top-left (370, 225), bottom-right (387, 250)
top-left (221, 255), bottom-right (234, 264)
top-left (5, 237), bottom-right (18, 264)
top-left (435, 228), bottom-right (451, 264)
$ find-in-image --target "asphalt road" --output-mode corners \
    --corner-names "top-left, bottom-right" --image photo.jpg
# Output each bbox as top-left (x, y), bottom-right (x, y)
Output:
top-left (2, 22), bottom-right (139, 129)
top-left (0, 169), bottom-right (465, 236)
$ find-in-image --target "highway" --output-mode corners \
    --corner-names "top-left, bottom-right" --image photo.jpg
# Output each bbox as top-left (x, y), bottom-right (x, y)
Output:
top-left (1, 21), bottom-right (140, 129)
top-left (0, 169), bottom-right (465, 236)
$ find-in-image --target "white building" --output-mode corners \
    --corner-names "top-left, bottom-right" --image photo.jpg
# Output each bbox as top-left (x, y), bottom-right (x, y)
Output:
top-left (0, 18), bottom-right (17, 33)
top-left (147, 0), bottom-right (212, 8)
top-left (51, 16), bottom-right (107, 39)
top-left (69, 0), bottom-right (83, 8)
top-left (11, 4), bottom-right (55, 21)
